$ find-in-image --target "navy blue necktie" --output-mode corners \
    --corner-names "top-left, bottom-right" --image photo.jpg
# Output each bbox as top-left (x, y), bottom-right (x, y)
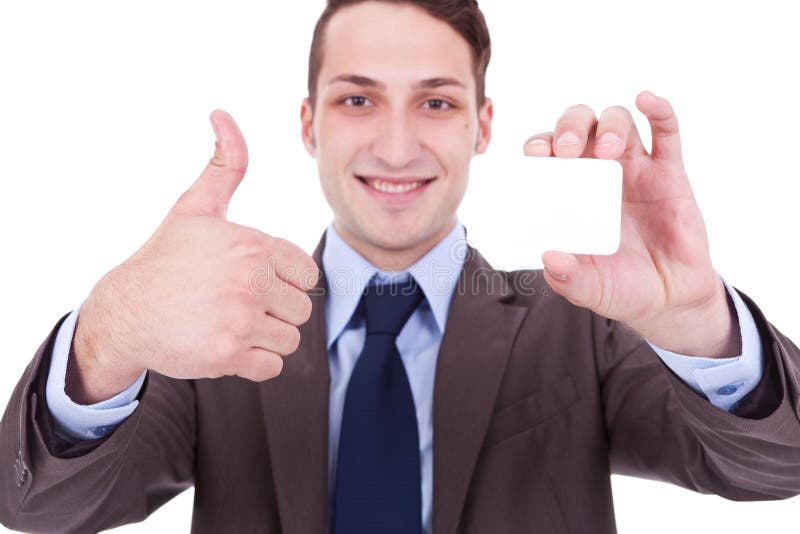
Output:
top-left (333, 278), bottom-right (424, 534)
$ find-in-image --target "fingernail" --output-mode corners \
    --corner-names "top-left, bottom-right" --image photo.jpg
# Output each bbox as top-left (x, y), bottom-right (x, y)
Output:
top-left (545, 267), bottom-right (569, 281)
top-left (556, 132), bottom-right (581, 146)
top-left (598, 132), bottom-right (621, 146)
top-left (524, 138), bottom-right (550, 156)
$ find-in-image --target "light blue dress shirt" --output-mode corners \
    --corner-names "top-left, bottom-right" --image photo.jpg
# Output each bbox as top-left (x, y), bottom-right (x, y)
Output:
top-left (46, 220), bottom-right (764, 533)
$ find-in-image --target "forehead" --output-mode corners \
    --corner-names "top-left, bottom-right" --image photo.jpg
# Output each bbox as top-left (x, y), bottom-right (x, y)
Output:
top-left (320, 2), bottom-right (475, 89)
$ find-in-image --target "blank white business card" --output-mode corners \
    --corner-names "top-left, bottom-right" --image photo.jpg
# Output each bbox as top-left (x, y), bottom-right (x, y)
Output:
top-left (459, 155), bottom-right (622, 268)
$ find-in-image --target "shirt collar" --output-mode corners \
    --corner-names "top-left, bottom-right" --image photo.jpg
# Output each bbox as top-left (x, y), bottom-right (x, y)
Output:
top-left (321, 220), bottom-right (467, 349)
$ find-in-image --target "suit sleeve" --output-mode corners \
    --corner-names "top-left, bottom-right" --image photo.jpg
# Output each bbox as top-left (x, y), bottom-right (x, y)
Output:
top-left (596, 286), bottom-right (800, 500)
top-left (0, 312), bottom-right (196, 533)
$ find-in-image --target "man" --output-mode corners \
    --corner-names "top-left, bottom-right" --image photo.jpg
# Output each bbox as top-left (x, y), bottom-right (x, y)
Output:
top-left (1, 0), bottom-right (799, 532)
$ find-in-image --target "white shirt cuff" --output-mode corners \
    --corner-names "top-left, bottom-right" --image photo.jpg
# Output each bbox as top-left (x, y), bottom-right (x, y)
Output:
top-left (646, 276), bottom-right (763, 412)
top-left (45, 299), bottom-right (147, 442)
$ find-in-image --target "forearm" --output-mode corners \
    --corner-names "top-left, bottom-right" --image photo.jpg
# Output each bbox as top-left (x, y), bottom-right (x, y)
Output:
top-left (600, 294), bottom-right (800, 501)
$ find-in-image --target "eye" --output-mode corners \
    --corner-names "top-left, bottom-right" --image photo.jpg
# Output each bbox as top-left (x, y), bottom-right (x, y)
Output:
top-left (423, 99), bottom-right (454, 111)
top-left (341, 95), bottom-right (373, 107)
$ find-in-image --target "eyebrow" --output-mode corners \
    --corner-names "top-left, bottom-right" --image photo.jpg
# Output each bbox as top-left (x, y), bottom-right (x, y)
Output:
top-left (327, 73), bottom-right (467, 90)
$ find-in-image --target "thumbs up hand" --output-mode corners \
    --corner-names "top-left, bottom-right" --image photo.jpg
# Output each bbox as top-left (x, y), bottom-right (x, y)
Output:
top-left (69, 111), bottom-right (320, 403)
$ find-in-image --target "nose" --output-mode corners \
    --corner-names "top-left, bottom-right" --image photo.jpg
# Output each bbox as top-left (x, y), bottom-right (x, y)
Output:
top-left (371, 109), bottom-right (422, 169)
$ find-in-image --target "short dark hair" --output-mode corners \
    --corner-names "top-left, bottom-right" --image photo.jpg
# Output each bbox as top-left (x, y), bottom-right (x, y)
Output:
top-left (307, 0), bottom-right (491, 111)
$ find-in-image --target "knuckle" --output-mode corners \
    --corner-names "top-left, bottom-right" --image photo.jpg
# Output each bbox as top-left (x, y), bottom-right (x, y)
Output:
top-left (265, 354), bottom-right (285, 379)
top-left (265, 245), bottom-right (285, 267)
top-left (655, 116), bottom-right (680, 136)
top-left (296, 264), bottom-right (320, 292)
top-left (228, 164), bottom-right (248, 178)
top-left (273, 323), bottom-right (299, 354)
top-left (269, 236), bottom-right (292, 257)
top-left (267, 237), bottom-right (320, 290)
top-left (270, 353), bottom-right (285, 376)
top-left (305, 261), bottom-right (322, 288)
top-left (268, 320), bottom-right (287, 349)
top-left (298, 294), bottom-right (313, 324)
top-left (245, 231), bottom-right (268, 253)
top-left (212, 333), bottom-right (240, 362)
top-left (242, 351), bottom-right (283, 382)
top-left (286, 326), bottom-right (302, 353)
top-left (271, 236), bottom-right (294, 251)
top-left (230, 310), bottom-right (255, 340)
top-left (268, 249), bottom-right (291, 277)
top-left (233, 227), bottom-right (271, 258)
top-left (247, 265), bottom-right (278, 299)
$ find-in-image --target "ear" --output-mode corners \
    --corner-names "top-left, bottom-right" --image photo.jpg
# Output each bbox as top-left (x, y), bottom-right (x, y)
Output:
top-left (300, 97), bottom-right (317, 158)
top-left (474, 96), bottom-right (493, 154)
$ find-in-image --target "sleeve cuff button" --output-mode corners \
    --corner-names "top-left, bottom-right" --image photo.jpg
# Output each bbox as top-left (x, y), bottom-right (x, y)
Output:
top-left (716, 384), bottom-right (739, 396)
top-left (91, 425), bottom-right (114, 437)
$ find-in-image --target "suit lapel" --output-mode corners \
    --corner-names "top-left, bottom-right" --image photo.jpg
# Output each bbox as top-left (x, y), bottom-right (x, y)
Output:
top-left (259, 236), bottom-right (527, 534)
top-left (432, 246), bottom-right (529, 534)
top-left (260, 234), bottom-right (330, 534)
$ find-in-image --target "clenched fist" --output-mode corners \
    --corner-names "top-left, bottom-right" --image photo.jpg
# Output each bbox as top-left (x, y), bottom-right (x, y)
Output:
top-left (68, 111), bottom-right (320, 403)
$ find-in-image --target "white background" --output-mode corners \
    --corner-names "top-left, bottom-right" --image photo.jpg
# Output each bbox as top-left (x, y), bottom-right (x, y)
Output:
top-left (1, 0), bottom-right (798, 532)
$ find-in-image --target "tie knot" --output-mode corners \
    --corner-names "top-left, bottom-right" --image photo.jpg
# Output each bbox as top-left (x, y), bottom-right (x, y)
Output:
top-left (362, 278), bottom-right (424, 336)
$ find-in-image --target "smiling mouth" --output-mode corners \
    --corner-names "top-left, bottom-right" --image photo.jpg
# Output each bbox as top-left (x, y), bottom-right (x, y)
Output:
top-left (356, 175), bottom-right (436, 194)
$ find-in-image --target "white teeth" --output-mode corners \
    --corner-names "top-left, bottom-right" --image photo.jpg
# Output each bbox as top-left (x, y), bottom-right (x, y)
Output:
top-left (365, 178), bottom-right (425, 194)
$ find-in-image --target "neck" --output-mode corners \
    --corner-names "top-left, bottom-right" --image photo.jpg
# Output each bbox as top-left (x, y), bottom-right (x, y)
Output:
top-left (333, 218), bottom-right (457, 272)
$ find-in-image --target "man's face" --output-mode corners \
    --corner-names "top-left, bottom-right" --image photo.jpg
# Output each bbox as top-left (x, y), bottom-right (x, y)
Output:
top-left (301, 1), bottom-right (492, 263)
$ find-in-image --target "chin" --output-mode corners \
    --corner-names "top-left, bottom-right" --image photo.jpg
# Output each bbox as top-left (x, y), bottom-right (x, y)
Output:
top-left (372, 216), bottom-right (447, 251)
top-left (368, 226), bottom-right (423, 251)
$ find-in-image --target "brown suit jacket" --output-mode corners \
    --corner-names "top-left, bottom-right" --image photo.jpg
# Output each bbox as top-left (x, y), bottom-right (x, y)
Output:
top-left (2, 235), bottom-right (800, 533)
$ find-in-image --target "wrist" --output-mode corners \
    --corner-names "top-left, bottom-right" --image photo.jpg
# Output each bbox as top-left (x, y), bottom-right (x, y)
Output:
top-left (630, 275), bottom-right (741, 358)
top-left (67, 278), bottom-right (146, 404)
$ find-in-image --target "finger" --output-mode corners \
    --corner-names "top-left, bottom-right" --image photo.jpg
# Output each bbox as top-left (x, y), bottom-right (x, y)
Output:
top-left (251, 314), bottom-right (302, 356)
top-left (553, 104), bottom-right (597, 158)
top-left (541, 250), bottom-right (605, 314)
top-left (635, 90), bottom-right (683, 162)
top-left (246, 231), bottom-right (321, 292)
top-left (523, 133), bottom-right (553, 157)
top-left (171, 109), bottom-right (250, 219)
top-left (255, 278), bottom-right (313, 326)
top-left (234, 347), bottom-right (284, 382)
top-left (594, 106), bottom-right (648, 160)
top-left (268, 236), bottom-right (321, 292)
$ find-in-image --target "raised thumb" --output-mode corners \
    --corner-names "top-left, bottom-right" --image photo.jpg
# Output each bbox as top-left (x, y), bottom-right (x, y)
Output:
top-left (171, 109), bottom-right (249, 219)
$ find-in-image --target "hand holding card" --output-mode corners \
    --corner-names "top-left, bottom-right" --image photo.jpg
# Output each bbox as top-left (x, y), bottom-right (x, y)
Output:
top-left (516, 91), bottom-right (736, 358)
